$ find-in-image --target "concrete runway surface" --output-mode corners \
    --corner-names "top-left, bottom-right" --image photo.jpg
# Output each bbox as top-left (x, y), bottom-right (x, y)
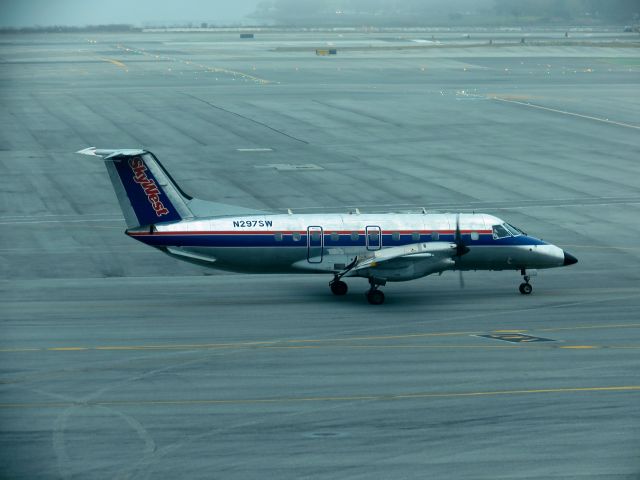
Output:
top-left (1, 29), bottom-right (639, 479)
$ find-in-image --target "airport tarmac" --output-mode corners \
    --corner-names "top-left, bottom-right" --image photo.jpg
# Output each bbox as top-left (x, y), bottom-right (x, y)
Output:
top-left (1, 29), bottom-right (639, 478)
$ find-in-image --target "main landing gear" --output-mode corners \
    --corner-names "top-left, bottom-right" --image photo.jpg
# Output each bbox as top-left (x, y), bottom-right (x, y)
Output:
top-left (329, 278), bottom-right (348, 296)
top-left (519, 268), bottom-right (533, 295)
top-left (329, 275), bottom-right (386, 305)
top-left (366, 278), bottom-right (386, 305)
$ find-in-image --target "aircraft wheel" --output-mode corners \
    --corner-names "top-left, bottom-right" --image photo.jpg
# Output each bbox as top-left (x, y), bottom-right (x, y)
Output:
top-left (519, 283), bottom-right (532, 295)
top-left (366, 289), bottom-right (385, 305)
top-left (330, 280), bottom-right (348, 296)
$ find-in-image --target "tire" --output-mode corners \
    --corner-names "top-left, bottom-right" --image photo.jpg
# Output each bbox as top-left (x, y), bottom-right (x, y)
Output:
top-left (519, 283), bottom-right (532, 295)
top-left (366, 289), bottom-right (385, 305)
top-left (330, 280), bottom-right (348, 296)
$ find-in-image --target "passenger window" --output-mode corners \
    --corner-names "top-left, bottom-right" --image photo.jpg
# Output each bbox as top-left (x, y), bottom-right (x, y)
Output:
top-left (392, 232), bottom-right (400, 241)
top-left (351, 232), bottom-right (359, 241)
top-left (431, 231), bottom-right (439, 241)
top-left (292, 232), bottom-right (301, 241)
top-left (311, 232), bottom-right (321, 241)
top-left (470, 231), bottom-right (479, 241)
top-left (274, 232), bottom-right (283, 241)
top-left (412, 232), bottom-right (420, 242)
top-left (368, 232), bottom-right (379, 241)
top-left (492, 225), bottom-right (510, 239)
top-left (330, 232), bottom-right (339, 241)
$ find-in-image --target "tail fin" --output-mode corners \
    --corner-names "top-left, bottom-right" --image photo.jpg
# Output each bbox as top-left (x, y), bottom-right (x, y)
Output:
top-left (79, 147), bottom-right (271, 227)
top-left (78, 147), bottom-right (193, 228)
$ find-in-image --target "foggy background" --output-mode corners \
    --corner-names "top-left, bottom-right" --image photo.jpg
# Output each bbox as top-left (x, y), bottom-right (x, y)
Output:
top-left (1, 0), bottom-right (638, 28)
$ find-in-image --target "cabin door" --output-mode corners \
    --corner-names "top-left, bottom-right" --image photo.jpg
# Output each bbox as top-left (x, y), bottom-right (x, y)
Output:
top-left (366, 225), bottom-right (382, 251)
top-left (307, 226), bottom-right (323, 263)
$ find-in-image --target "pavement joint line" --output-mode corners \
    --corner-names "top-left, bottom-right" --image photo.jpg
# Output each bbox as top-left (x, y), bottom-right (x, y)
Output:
top-left (490, 96), bottom-right (640, 130)
top-left (1, 385), bottom-right (639, 409)
top-left (0, 214), bottom-right (121, 219)
top-left (0, 219), bottom-right (124, 225)
top-left (539, 323), bottom-right (640, 332)
top-left (282, 196), bottom-right (640, 211)
top-left (558, 244), bottom-right (640, 251)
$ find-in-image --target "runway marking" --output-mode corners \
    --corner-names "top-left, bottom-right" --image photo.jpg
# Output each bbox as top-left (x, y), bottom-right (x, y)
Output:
top-left (0, 347), bottom-right (40, 352)
top-left (490, 96), bottom-right (640, 130)
top-left (560, 346), bottom-right (597, 349)
top-left (476, 333), bottom-right (554, 343)
top-left (1, 385), bottom-right (638, 409)
top-left (47, 347), bottom-right (89, 351)
top-left (3, 342), bottom-right (639, 354)
top-left (100, 57), bottom-right (127, 70)
top-left (2, 324), bottom-right (640, 354)
top-left (260, 344), bottom-right (521, 350)
top-left (0, 331), bottom-right (482, 353)
top-left (115, 43), bottom-right (271, 84)
top-left (7, 344), bottom-right (639, 354)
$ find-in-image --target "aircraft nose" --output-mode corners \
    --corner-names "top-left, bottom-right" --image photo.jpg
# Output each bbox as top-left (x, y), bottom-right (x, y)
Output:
top-left (563, 251), bottom-right (578, 266)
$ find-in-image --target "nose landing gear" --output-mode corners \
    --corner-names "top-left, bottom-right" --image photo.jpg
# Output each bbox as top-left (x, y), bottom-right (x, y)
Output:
top-left (519, 268), bottom-right (533, 295)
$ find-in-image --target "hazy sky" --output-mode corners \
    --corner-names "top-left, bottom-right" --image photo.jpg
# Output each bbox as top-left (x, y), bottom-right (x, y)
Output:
top-left (0, 0), bottom-right (262, 27)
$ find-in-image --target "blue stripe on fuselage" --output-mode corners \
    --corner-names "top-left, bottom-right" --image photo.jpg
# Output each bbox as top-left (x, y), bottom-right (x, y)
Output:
top-left (128, 232), bottom-right (547, 249)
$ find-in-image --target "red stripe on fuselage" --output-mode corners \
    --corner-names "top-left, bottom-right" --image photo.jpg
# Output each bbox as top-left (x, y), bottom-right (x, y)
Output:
top-left (128, 229), bottom-right (494, 237)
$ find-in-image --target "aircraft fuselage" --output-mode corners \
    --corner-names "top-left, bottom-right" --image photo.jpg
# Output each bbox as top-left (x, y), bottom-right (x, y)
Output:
top-left (126, 212), bottom-right (568, 280)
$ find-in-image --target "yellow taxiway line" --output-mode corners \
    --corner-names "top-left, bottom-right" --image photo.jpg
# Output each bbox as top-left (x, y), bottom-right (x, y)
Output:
top-left (100, 57), bottom-right (127, 69)
top-left (1, 385), bottom-right (639, 409)
top-left (1, 323), bottom-right (639, 354)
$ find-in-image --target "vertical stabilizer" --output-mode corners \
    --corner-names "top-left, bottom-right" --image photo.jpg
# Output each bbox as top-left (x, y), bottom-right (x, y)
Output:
top-left (78, 147), bottom-right (193, 228)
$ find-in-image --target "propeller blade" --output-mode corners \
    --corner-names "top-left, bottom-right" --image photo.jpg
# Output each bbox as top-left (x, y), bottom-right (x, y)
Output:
top-left (455, 213), bottom-right (469, 289)
top-left (455, 213), bottom-right (470, 257)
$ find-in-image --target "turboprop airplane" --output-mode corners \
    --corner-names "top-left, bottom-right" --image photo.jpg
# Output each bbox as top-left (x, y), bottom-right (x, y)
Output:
top-left (79, 147), bottom-right (577, 305)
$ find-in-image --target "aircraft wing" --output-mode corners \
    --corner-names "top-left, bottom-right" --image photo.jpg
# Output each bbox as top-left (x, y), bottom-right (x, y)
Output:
top-left (344, 242), bottom-right (457, 280)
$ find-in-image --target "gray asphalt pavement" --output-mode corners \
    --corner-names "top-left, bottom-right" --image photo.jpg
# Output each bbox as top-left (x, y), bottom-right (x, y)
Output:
top-left (1, 29), bottom-right (639, 479)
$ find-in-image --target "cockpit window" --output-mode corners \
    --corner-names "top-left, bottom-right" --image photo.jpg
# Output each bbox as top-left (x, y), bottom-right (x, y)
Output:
top-left (492, 224), bottom-right (511, 239)
top-left (504, 223), bottom-right (525, 236)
